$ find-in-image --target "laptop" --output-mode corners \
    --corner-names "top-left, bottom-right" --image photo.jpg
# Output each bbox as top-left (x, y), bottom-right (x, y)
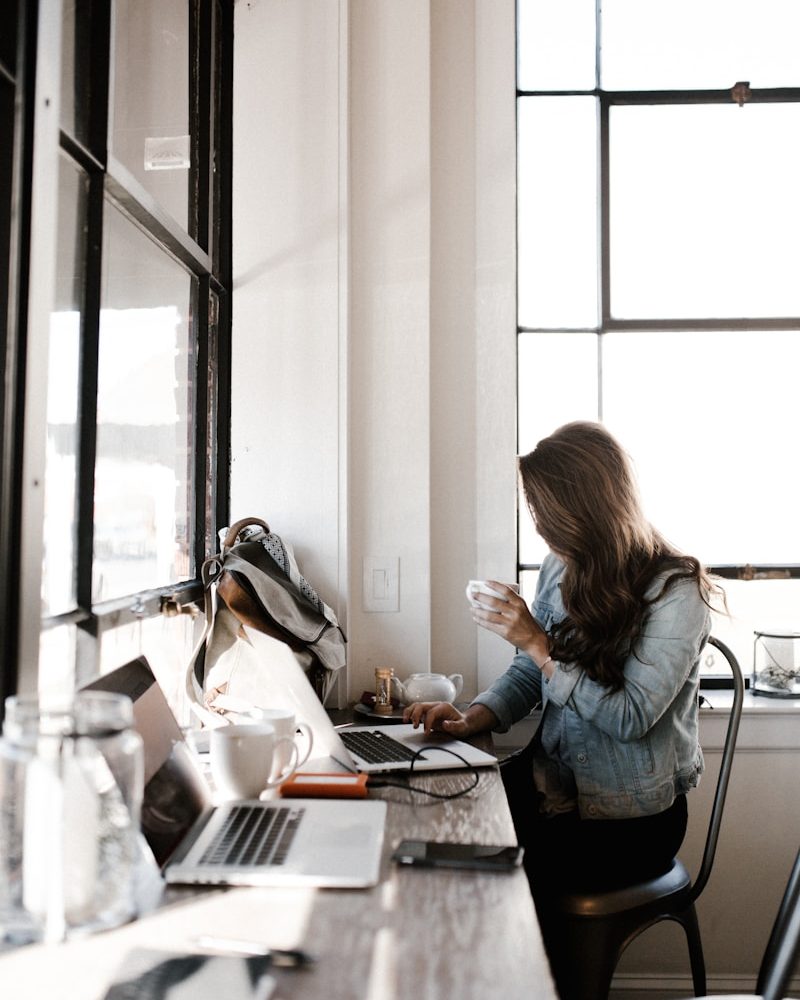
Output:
top-left (83, 658), bottom-right (386, 889)
top-left (222, 626), bottom-right (498, 775)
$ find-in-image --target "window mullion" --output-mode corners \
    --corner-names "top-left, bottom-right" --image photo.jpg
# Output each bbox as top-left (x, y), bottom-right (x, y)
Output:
top-left (598, 94), bottom-right (609, 328)
top-left (75, 169), bottom-right (104, 613)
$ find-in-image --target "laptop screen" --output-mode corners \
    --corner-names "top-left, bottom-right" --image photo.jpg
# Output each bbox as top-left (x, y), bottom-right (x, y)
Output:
top-left (83, 658), bottom-right (210, 867)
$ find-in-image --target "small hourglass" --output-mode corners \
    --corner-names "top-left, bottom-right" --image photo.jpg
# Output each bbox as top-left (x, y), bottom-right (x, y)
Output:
top-left (374, 667), bottom-right (394, 715)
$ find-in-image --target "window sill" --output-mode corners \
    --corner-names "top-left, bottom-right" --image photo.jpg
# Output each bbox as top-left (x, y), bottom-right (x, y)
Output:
top-left (700, 689), bottom-right (800, 751)
top-left (701, 689), bottom-right (800, 714)
top-left (497, 693), bottom-right (800, 754)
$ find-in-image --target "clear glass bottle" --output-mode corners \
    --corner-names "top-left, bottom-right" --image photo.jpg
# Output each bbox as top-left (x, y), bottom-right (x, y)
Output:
top-left (0, 691), bottom-right (144, 944)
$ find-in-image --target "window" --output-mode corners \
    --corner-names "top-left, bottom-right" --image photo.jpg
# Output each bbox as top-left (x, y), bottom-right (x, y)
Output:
top-left (1, 0), bottom-right (232, 715)
top-left (516, 0), bottom-right (800, 674)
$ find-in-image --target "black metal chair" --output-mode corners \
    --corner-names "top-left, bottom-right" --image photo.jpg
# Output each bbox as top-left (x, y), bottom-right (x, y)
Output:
top-left (752, 843), bottom-right (800, 1000)
top-left (546, 635), bottom-right (745, 1000)
top-left (678, 843), bottom-right (800, 1000)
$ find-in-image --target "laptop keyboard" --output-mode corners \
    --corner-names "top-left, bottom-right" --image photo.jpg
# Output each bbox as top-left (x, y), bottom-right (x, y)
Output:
top-left (340, 729), bottom-right (428, 764)
top-left (199, 804), bottom-right (305, 867)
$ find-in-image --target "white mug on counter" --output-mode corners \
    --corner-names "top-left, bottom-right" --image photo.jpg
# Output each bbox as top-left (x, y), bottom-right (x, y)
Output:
top-left (253, 707), bottom-right (314, 780)
top-left (210, 722), bottom-right (300, 800)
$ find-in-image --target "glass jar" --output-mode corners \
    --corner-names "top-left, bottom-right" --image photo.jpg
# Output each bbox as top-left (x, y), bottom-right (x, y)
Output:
top-left (752, 629), bottom-right (800, 698)
top-left (0, 691), bottom-right (144, 944)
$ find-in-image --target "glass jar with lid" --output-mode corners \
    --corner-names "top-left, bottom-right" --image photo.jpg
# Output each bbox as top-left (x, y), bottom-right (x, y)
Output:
top-left (0, 690), bottom-right (144, 944)
top-left (752, 629), bottom-right (800, 698)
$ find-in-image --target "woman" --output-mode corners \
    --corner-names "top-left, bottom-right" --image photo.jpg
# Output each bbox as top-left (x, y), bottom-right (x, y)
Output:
top-left (405, 421), bottom-right (722, 903)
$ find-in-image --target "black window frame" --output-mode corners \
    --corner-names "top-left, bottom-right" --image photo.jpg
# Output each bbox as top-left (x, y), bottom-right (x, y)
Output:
top-left (0, 0), bottom-right (233, 712)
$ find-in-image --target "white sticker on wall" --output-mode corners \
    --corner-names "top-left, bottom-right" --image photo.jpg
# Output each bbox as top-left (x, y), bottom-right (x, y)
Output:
top-left (144, 135), bottom-right (191, 171)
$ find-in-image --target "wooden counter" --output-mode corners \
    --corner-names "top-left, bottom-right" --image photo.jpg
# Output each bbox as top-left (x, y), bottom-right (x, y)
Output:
top-left (0, 758), bottom-right (556, 1000)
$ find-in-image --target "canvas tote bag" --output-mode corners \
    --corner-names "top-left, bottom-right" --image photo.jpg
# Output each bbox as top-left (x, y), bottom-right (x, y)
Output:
top-left (185, 517), bottom-right (346, 727)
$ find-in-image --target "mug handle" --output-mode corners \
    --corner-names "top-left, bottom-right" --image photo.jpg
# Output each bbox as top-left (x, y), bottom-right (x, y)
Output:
top-left (264, 736), bottom-right (300, 788)
top-left (294, 722), bottom-right (314, 768)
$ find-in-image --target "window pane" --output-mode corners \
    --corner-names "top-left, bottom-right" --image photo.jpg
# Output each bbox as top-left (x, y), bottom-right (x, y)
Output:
top-left (518, 332), bottom-right (599, 565)
top-left (518, 332), bottom-right (599, 454)
top-left (100, 612), bottom-right (198, 724)
top-left (602, 330), bottom-right (800, 566)
top-left (517, 0), bottom-right (596, 92)
top-left (0, 1), bottom-right (16, 72)
top-left (519, 569), bottom-right (540, 611)
top-left (43, 156), bottom-right (87, 617)
top-left (518, 97), bottom-right (598, 328)
top-left (110, 0), bottom-right (190, 230)
top-left (94, 201), bottom-right (195, 603)
top-left (610, 105), bottom-right (800, 320)
top-left (601, 0), bottom-right (800, 90)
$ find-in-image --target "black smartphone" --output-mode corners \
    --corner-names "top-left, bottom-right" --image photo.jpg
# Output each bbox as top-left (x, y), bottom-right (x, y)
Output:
top-left (391, 839), bottom-right (524, 872)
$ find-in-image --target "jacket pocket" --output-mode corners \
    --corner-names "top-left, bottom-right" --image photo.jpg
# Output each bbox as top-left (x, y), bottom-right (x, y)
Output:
top-left (627, 735), bottom-right (656, 780)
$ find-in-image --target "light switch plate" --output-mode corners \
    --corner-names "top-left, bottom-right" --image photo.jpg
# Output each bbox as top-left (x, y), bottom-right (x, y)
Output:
top-left (362, 556), bottom-right (399, 612)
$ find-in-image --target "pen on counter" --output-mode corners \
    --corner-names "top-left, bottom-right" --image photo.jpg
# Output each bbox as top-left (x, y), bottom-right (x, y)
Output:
top-left (192, 934), bottom-right (315, 968)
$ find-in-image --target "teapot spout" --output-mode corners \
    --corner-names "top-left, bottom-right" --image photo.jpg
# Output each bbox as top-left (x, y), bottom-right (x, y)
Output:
top-left (390, 675), bottom-right (409, 705)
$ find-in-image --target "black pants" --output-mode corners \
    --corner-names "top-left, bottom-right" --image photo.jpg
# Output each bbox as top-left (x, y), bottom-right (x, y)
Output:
top-left (501, 742), bottom-right (688, 994)
top-left (500, 742), bottom-right (688, 896)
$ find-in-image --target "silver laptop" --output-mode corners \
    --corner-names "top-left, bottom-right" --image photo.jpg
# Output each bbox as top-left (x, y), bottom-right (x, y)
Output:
top-left (84, 658), bottom-right (386, 889)
top-left (232, 626), bottom-right (498, 775)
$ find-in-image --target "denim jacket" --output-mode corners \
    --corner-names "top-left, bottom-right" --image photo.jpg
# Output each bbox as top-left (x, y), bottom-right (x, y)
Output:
top-left (473, 553), bottom-right (710, 819)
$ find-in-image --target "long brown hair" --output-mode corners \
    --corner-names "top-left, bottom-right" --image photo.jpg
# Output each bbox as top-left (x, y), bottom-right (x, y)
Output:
top-left (518, 421), bottom-right (721, 690)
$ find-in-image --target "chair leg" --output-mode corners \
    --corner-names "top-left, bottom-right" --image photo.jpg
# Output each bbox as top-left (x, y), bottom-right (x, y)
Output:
top-left (553, 942), bottom-right (619, 1000)
top-left (680, 904), bottom-right (707, 997)
top-left (545, 915), bottom-right (622, 1000)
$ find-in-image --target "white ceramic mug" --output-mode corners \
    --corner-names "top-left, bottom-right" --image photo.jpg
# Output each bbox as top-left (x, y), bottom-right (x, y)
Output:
top-left (465, 579), bottom-right (520, 608)
top-left (210, 722), bottom-right (300, 800)
top-left (253, 707), bottom-right (314, 780)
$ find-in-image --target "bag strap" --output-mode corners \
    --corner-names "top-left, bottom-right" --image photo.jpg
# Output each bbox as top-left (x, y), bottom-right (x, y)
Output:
top-left (221, 517), bottom-right (270, 553)
top-left (184, 551), bottom-right (230, 723)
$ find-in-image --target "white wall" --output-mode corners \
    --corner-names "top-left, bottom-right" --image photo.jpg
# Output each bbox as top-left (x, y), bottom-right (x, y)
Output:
top-left (231, 0), bottom-right (346, 659)
top-left (232, 0), bottom-right (517, 704)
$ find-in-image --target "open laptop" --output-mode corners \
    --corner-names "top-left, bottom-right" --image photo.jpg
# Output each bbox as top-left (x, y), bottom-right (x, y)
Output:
top-left (83, 658), bottom-right (386, 889)
top-left (218, 626), bottom-right (498, 775)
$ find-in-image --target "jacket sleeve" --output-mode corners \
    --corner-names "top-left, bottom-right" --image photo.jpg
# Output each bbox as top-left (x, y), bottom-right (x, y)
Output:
top-left (544, 576), bottom-right (710, 742)
top-left (471, 652), bottom-right (543, 732)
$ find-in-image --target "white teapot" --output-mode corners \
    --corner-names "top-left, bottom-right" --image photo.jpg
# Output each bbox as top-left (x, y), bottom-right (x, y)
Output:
top-left (392, 672), bottom-right (464, 705)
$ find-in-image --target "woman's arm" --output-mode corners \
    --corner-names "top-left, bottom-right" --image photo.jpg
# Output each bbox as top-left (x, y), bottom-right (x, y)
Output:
top-left (470, 652), bottom-right (545, 731)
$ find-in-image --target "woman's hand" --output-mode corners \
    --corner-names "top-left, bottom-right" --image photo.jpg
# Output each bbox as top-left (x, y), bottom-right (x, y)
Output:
top-left (403, 701), bottom-right (497, 738)
top-left (471, 581), bottom-right (550, 663)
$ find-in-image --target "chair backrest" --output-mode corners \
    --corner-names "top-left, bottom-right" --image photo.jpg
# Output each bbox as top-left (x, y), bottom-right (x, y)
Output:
top-left (756, 844), bottom-right (800, 1000)
top-left (687, 635), bottom-right (745, 904)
